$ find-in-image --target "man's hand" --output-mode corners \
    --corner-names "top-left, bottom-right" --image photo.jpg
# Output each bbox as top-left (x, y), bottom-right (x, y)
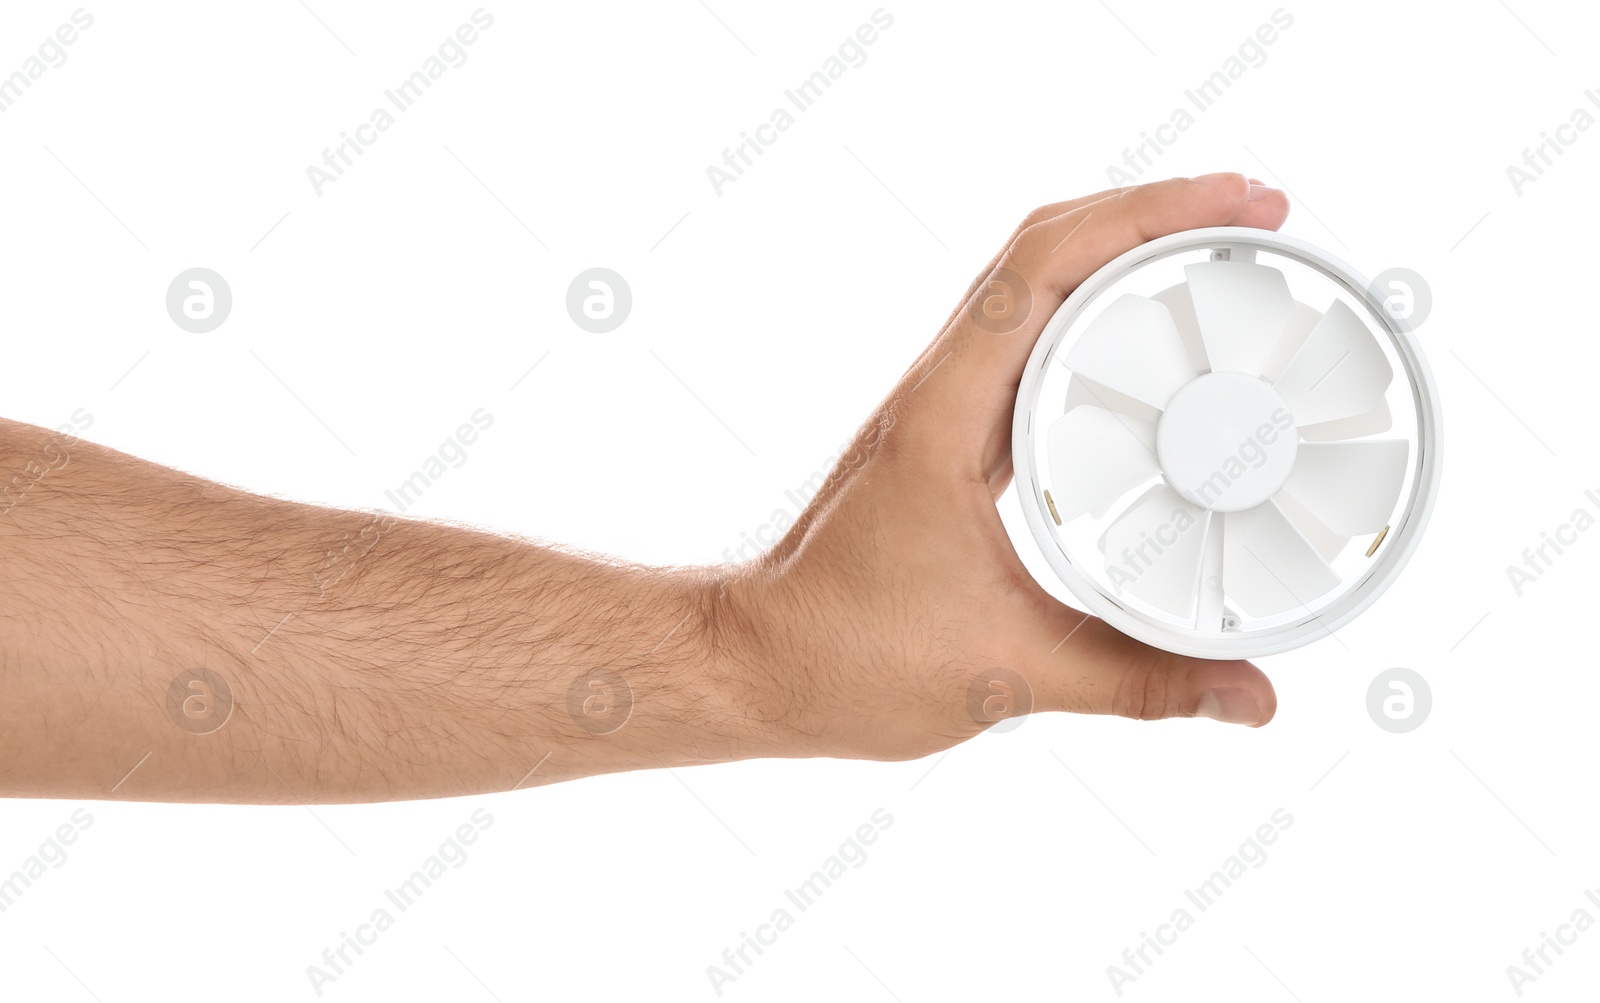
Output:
top-left (0, 173), bottom-right (1287, 805)
top-left (716, 173), bottom-right (1291, 763)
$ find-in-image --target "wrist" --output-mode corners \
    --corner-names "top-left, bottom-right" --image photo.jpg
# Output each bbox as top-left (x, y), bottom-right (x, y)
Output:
top-left (700, 561), bottom-right (806, 761)
top-left (555, 563), bottom-right (794, 773)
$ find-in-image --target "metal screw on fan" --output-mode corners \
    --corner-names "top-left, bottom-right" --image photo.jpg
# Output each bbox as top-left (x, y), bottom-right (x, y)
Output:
top-left (1011, 227), bottom-right (1442, 659)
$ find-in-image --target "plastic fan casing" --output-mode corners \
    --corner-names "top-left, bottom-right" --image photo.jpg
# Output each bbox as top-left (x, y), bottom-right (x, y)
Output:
top-left (1011, 226), bottom-right (1443, 659)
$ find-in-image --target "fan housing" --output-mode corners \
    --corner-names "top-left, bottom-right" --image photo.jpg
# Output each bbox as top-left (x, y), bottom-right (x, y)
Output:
top-left (1011, 227), bottom-right (1441, 659)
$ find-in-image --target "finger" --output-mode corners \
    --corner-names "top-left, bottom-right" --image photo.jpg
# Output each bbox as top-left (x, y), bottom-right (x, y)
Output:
top-left (1000, 604), bottom-right (1277, 726)
top-left (978, 173), bottom-right (1289, 389)
top-left (903, 173), bottom-right (1289, 468)
top-left (936, 184), bottom-right (1144, 325)
top-left (914, 185), bottom-right (1146, 377)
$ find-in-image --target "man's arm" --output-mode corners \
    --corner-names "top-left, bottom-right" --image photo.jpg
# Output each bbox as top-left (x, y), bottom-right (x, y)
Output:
top-left (0, 174), bottom-right (1287, 805)
top-left (0, 417), bottom-right (770, 801)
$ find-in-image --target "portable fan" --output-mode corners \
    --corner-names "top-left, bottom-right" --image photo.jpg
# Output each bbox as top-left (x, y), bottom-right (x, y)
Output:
top-left (1011, 227), bottom-right (1441, 659)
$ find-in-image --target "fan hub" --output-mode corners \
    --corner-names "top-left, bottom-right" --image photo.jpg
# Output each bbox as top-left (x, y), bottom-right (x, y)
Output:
top-left (1156, 372), bottom-right (1297, 513)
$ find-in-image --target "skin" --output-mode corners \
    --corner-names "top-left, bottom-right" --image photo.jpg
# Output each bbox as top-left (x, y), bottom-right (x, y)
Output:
top-left (0, 172), bottom-right (1287, 805)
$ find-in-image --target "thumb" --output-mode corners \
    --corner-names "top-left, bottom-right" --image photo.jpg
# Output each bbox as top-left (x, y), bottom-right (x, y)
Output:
top-left (1001, 605), bottom-right (1277, 726)
top-left (901, 173), bottom-right (1289, 474)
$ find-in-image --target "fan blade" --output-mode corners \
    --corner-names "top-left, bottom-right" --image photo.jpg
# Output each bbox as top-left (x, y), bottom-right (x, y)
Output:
top-left (1274, 299), bottom-right (1393, 427)
top-left (1195, 510), bottom-right (1226, 627)
top-left (1279, 440), bottom-right (1408, 537)
top-left (1299, 397), bottom-right (1393, 441)
top-left (1098, 484), bottom-right (1211, 618)
top-left (1183, 259), bottom-right (1294, 376)
top-left (1150, 282), bottom-right (1211, 374)
top-left (1046, 407), bottom-right (1160, 522)
top-left (1222, 501), bottom-right (1340, 616)
top-left (1258, 301), bottom-right (1325, 383)
top-left (1272, 489), bottom-right (1348, 562)
top-left (1063, 294), bottom-right (1198, 410)
top-left (1062, 373), bottom-right (1161, 424)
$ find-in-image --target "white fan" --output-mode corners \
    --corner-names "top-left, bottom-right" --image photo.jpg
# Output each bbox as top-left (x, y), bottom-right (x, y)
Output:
top-left (1012, 227), bottom-right (1441, 659)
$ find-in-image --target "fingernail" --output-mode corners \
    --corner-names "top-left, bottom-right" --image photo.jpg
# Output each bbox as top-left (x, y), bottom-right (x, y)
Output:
top-left (1195, 687), bottom-right (1262, 725)
top-left (1247, 184), bottom-right (1278, 201)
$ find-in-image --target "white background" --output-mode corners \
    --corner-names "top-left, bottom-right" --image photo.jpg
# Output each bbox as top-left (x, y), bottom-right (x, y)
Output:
top-left (1, 0), bottom-right (1597, 999)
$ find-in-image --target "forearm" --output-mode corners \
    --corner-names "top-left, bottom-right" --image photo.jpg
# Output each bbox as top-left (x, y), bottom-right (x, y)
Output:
top-left (0, 418), bottom-right (772, 803)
